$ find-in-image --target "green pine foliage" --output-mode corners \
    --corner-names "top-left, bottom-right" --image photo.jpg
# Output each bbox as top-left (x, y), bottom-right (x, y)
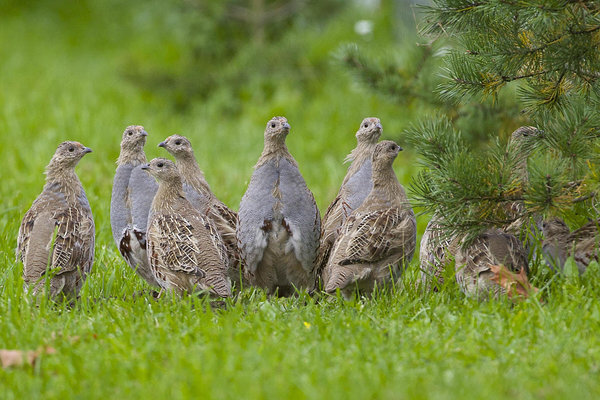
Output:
top-left (408, 0), bottom-right (600, 236)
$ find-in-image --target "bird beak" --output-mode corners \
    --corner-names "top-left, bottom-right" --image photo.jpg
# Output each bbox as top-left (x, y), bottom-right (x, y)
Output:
top-left (398, 146), bottom-right (403, 152)
top-left (141, 163), bottom-right (150, 170)
top-left (83, 147), bottom-right (93, 154)
top-left (141, 130), bottom-right (148, 137)
top-left (158, 141), bottom-right (166, 148)
top-left (283, 122), bottom-right (290, 130)
top-left (375, 123), bottom-right (383, 131)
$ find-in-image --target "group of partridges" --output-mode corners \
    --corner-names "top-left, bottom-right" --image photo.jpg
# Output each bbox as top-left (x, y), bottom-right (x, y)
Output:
top-left (16, 118), bottom-right (597, 301)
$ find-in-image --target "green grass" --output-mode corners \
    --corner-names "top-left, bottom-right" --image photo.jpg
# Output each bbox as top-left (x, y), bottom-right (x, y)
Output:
top-left (1, 4), bottom-right (600, 399)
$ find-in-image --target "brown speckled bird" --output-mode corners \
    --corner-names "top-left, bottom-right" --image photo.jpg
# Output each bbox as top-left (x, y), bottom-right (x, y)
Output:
top-left (322, 140), bottom-right (416, 299)
top-left (16, 141), bottom-right (95, 299)
top-left (158, 134), bottom-right (244, 288)
top-left (316, 118), bottom-right (382, 286)
top-left (144, 158), bottom-right (231, 297)
top-left (454, 229), bottom-right (529, 301)
top-left (419, 126), bottom-right (540, 292)
top-left (418, 214), bottom-right (459, 291)
top-left (542, 217), bottom-right (600, 274)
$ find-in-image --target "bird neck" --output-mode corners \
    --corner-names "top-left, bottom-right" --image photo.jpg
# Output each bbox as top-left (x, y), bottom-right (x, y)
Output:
top-left (153, 179), bottom-right (186, 210)
top-left (117, 145), bottom-right (147, 166)
top-left (256, 137), bottom-right (295, 168)
top-left (44, 165), bottom-right (83, 201)
top-left (371, 162), bottom-right (407, 202)
top-left (345, 140), bottom-right (376, 163)
top-left (175, 155), bottom-right (212, 196)
top-left (343, 141), bottom-right (376, 183)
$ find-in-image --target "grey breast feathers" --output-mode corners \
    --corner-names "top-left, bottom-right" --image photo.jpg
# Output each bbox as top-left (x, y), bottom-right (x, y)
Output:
top-left (237, 159), bottom-right (279, 273)
top-left (110, 164), bottom-right (134, 246)
top-left (278, 157), bottom-right (321, 273)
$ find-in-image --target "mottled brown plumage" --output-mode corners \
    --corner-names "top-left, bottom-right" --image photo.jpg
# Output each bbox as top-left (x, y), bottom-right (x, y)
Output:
top-left (323, 140), bottom-right (416, 299)
top-left (418, 214), bottom-right (460, 291)
top-left (542, 217), bottom-right (600, 274)
top-left (144, 158), bottom-right (231, 297)
top-left (418, 126), bottom-right (540, 293)
top-left (16, 141), bottom-right (95, 298)
top-left (455, 229), bottom-right (528, 301)
top-left (158, 134), bottom-right (244, 288)
top-left (316, 118), bottom-right (382, 286)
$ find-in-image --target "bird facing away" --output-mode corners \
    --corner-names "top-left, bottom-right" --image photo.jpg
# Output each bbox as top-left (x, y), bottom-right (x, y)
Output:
top-left (110, 125), bottom-right (159, 287)
top-left (418, 214), bottom-right (460, 291)
top-left (322, 140), bottom-right (417, 300)
top-left (158, 134), bottom-right (244, 288)
top-left (237, 116), bottom-right (321, 296)
top-left (315, 117), bottom-right (382, 285)
top-left (454, 229), bottom-right (529, 301)
top-left (542, 217), bottom-right (600, 274)
top-left (16, 141), bottom-right (95, 299)
top-left (144, 158), bottom-right (231, 297)
top-left (418, 126), bottom-right (540, 292)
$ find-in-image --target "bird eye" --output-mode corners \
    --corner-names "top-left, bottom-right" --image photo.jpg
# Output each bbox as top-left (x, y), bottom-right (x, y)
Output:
top-left (157, 162), bottom-right (164, 168)
top-left (175, 140), bottom-right (181, 145)
top-left (128, 131), bottom-right (133, 136)
top-left (68, 147), bottom-right (75, 152)
top-left (271, 123), bottom-right (276, 128)
top-left (363, 123), bottom-right (368, 128)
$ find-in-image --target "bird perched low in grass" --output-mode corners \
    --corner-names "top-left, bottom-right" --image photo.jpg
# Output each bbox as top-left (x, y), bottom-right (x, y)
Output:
top-left (144, 158), bottom-right (231, 297)
top-left (454, 229), bottom-right (530, 301)
top-left (17, 141), bottom-right (95, 299)
top-left (110, 125), bottom-right (159, 287)
top-left (419, 126), bottom-right (540, 293)
top-left (158, 134), bottom-right (243, 288)
top-left (237, 116), bottom-right (321, 296)
top-left (418, 214), bottom-right (459, 291)
top-left (542, 217), bottom-right (600, 274)
top-left (316, 117), bottom-right (383, 286)
top-left (323, 140), bottom-right (416, 299)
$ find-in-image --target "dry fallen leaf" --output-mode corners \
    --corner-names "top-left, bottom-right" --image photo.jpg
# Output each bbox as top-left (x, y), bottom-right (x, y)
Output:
top-left (0, 346), bottom-right (56, 369)
top-left (489, 264), bottom-right (539, 301)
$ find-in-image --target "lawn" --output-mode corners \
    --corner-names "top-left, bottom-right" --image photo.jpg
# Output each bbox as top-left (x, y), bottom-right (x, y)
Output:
top-left (1, 3), bottom-right (599, 399)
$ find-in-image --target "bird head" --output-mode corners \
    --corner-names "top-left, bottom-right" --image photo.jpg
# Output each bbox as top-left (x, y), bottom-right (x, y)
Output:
top-left (541, 217), bottom-right (570, 239)
top-left (356, 117), bottom-right (383, 143)
top-left (141, 158), bottom-right (180, 183)
top-left (120, 125), bottom-right (148, 150)
top-left (49, 141), bottom-right (92, 169)
top-left (158, 134), bottom-right (194, 159)
top-left (372, 140), bottom-right (402, 165)
top-left (264, 116), bottom-right (290, 142)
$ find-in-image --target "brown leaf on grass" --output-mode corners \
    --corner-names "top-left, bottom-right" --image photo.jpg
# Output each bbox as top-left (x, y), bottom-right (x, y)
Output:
top-left (0, 346), bottom-right (57, 369)
top-left (489, 264), bottom-right (539, 301)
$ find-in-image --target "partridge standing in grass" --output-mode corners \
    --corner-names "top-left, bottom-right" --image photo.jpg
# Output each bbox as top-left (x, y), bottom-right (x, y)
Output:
top-left (17, 141), bottom-right (95, 298)
top-left (454, 229), bottom-right (529, 301)
top-left (144, 158), bottom-right (231, 297)
top-left (237, 116), bottom-right (321, 296)
top-left (110, 125), bottom-right (159, 287)
top-left (158, 135), bottom-right (243, 287)
top-left (542, 217), bottom-right (600, 274)
top-left (315, 118), bottom-right (382, 284)
top-left (323, 140), bottom-right (416, 299)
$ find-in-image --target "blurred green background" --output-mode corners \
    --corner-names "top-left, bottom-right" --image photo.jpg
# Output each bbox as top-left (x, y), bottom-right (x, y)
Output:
top-left (0, 0), bottom-right (428, 217)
